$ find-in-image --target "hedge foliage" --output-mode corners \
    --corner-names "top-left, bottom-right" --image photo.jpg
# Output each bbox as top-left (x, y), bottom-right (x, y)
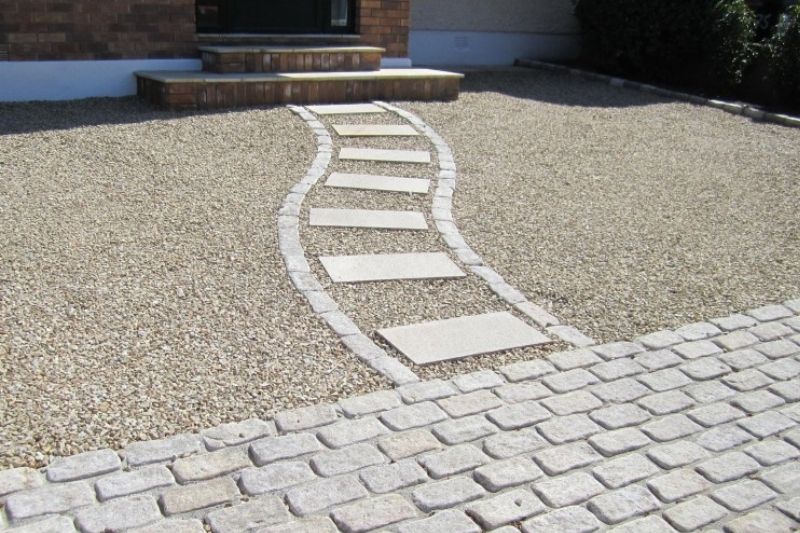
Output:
top-left (768, 3), bottom-right (800, 104)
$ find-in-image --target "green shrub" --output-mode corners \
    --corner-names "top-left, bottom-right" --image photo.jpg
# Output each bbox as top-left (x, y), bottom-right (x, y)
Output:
top-left (574, 0), bottom-right (756, 89)
top-left (767, 3), bottom-right (800, 104)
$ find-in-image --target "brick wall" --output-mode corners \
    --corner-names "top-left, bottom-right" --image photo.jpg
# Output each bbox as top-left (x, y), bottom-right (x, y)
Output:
top-left (357, 0), bottom-right (409, 58)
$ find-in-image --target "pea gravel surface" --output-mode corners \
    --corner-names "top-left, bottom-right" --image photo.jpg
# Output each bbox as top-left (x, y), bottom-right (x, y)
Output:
top-left (0, 99), bottom-right (389, 469)
top-left (409, 68), bottom-right (800, 343)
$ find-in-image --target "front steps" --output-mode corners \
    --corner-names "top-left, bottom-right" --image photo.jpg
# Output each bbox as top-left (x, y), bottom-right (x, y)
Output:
top-left (136, 43), bottom-right (462, 109)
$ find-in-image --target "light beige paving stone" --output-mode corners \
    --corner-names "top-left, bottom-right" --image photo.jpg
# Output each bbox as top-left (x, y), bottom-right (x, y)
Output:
top-left (325, 172), bottom-right (430, 194)
top-left (127, 519), bottom-right (205, 533)
top-left (205, 496), bottom-right (290, 532)
top-left (331, 494), bottom-right (418, 532)
top-left (159, 477), bottom-right (239, 516)
top-left (724, 509), bottom-right (797, 533)
top-left (379, 312), bottom-right (549, 365)
top-left (332, 124), bottom-right (419, 136)
top-left (358, 461), bottom-right (428, 494)
top-left (201, 418), bottom-right (276, 451)
top-left (321, 252), bottom-right (464, 284)
top-left (74, 495), bottom-right (161, 533)
top-left (0, 467), bottom-right (44, 499)
top-left (465, 489), bottom-right (546, 529)
top-left (239, 462), bottom-right (316, 495)
top-left (171, 446), bottom-right (251, 483)
top-left (307, 103), bottom-right (386, 114)
top-left (4, 516), bottom-right (77, 533)
top-left (521, 505), bottom-right (601, 533)
top-left (285, 475), bottom-right (368, 516)
top-left (259, 517), bottom-right (338, 533)
top-left (5, 482), bottom-right (95, 522)
top-left (250, 434), bottom-right (321, 465)
top-left (95, 465), bottom-right (175, 501)
top-left (309, 208), bottom-right (428, 230)
top-left (396, 509), bottom-right (481, 533)
top-left (339, 147), bottom-right (431, 164)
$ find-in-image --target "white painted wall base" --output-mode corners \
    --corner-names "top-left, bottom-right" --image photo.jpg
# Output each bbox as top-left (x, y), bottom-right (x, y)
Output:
top-left (410, 30), bottom-right (580, 67)
top-left (0, 59), bottom-right (202, 102)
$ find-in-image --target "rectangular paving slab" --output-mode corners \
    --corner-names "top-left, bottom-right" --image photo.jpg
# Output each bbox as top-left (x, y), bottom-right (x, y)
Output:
top-left (309, 208), bottom-right (428, 230)
top-left (319, 252), bottom-right (465, 283)
top-left (339, 147), bottom-right (431, 164)
top-left (325, 172), bottom-right (430, 194)
top-left (307, 103), bottom-right (386, 115)
top-left (378, 312), bottom-right (551, 365)
top-left (332, 124), bottom-right (419, 137)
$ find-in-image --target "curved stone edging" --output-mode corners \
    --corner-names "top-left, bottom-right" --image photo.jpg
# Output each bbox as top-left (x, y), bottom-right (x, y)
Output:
top-left (375, 101), bottom-right (596, 348)
top-left (280, 105), bottom-right (420, 386)
top-left (517, 58), bottom-right (800, 129)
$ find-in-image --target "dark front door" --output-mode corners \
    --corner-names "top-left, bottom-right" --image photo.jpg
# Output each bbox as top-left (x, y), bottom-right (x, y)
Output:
top-left (197, 0), bottom-right (355, 34)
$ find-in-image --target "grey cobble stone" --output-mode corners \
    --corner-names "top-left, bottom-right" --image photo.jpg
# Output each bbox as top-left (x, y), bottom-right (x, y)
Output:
top-left (592, 453), bottom-right (659, 489)
top-left (160, 477), bottom-right (239, 516)
top-left (784, 402), bottom-right (800, 422)
top-left (756, 339), bottom-right (800, 359)
top-left (437, 390), bottom-right (503, 418)
top-left (724, 509), bottom-right (797, 533)
top-left (5, 515), bottom-right (77, 533)
top-left (339, 390), bottom-right (401, 418)
top-left (474, 456), bottom-right (544, 491)
top-left (589, 428), bottom-right (651, 457)
top-left (724, 369), bottom-right (775, 392)
top-left (718, 349), bottom-right (768, 370)
top-left (637, 390), bottom-right (695, 415)
top-left (592, 378), bottom-right (651, 403)
top-left (432, 415), bottom-right (497, 445)
top-left (589, 359), bottom-right (644, 382)
top-left (739, 411), bottom-right (796, 437)
top-left (760, 358), bottom-right (800, 380)
top-left (587, 484), bottom-right (660, 525)
top-left (589, 404), bottom-right (650, 429)
top-left (74, 495), bottom-right (163, 533)
top-left (206, 496), bottom-right (289, 532)
top-left (634, 349), bottom-right (684, 370)
top-left (239, 462), bottom-right (316, 495)
top-left (673, 340), bottom-right (723, 359)
top-left (592, 341), bottom-right (644, 360)
top-left (710, 479), bottom-right (776, 511)
top-left (608, 515), bottom-right (676, 533)
top-left (124, 434), bottom-right (203, 467)
top-left (770, 379), bottom-right (800, 401)
top-left (46, 449), bottom-right (121, 483)
top-left (274, 404), bottom-right (338, 432)
top-left (486, 400), bottom-right (551, 430)
top-left (452, 370), bottom-right (504, 392)
top-left (757, 462), bottom-right (800, 493)
top-left (715, 330), bottom-right (760, 351)
top-left (377, 429), bottom-right (442, 461)
top-left (331, 494), bottom-right (418, 533)
top-left (127, 519), bottom-right (204, 533)
top-left (786, 298), bottom-right (800, 313)
top-left (542, 368), bottom-right (599, 393)
top-left (687, 402), bottom-right (746, 426)
top-left (647, 468), bottom-right (712, 502)
top-left (0, 467), bottom-right (44, 499)
top-left (641, 414), bottom-right (703, 442)
top-left (201, 418), bottom-right (275, 451)
top-left (711, 314), bottom-right (758, 331)
top-left (541, 390), bottom-right (602, 416)
top-left (466, 489), bottom-right (545, 529)
top-left (636, 330), bottom-right (684, 349)
top-left (521, 505), bottom-right (601, 533)
top-left (95, 465), bottom-right (174, 501)
top-left (418, 444), bottom-right (490, 479)
top-left (695, 425), bottom-right (755, 452)
top-left (5, 482), bottom-right (95, 522)
top-left (783, 426), bottom-right (800, 447)
top-left (637, 368), bottom-right (692, 392)
top-left (533, 441), bottom-right (602, 475)
top-left (685, 380), bottom-right (736, 403)
top-left (680, 358), bottom-right (731, 380)
top-left (358, 461), bottom-right (427, 494)
top-left (483, 428), bottom-right (547, 459)
top-left (538, 413), bottom-right (603, 444)
top-left (411, 476), bottom-right (485, 512)
top-left (171, 446), bottom-right (251, 483)
top-left (396, 510), bottom-right (480, 533)
top-left (785, 315), bottom-right (800, 331)
top-left (493, 382), bottom-right (551, 403)
top-left (380, 402), bottom-right (448, 431)
top-left (647, 440), bottom-right (710, 469)
top-left (259, 517), bottom-right (337, 533)
top-left (250, 433), bottom-right (320, 465)
top-left (663, 495), bottom-right (728, 531)
top-left (498, 360), bottom-right (556, 382)
top-left (310, 443), bottom-right (386, 477)
top-left (285, 475), bottom-right (368, 516)
top-left (675, 322), bottom-right (722, 341)
top-left (397, 380), bottom-right (458, 403)
top-left (533, 472), bottom-right (605, 508)
top-left (750, 321), bottom-right (794, 341)
top-left (316, 417), bottom-right (389, 448)
top-left (747, 304), bottom-right (794, 321)
top-left (733, 390), bottom-right (786, 413)
top-left (549, 349), bottom-right (602, 370)
top-left (775, 496), bottom-right (800, 521)
top-left (697, 451), bottom-right (760, 482)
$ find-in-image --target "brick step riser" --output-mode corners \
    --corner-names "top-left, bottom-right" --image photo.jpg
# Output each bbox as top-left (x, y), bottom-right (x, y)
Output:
top-left (137, 77), bottom-right (460, 109)
top-left (201, 51), bottom-right (382, 74)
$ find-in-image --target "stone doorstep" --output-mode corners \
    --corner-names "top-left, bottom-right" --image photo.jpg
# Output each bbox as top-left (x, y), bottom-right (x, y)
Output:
top-left (135, 68), bottom-right (465, 84)
top-left (198, 45), bottom-right (386, 54)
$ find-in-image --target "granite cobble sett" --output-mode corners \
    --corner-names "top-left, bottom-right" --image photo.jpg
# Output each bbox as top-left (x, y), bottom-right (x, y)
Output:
top-left (647, 468), bottom-right (712, 502)
top-left (285, 475), bottom-right (368, 516)
top-left (473, 456), bottom-right (543, 491)
top-left (637, 390), bottom-right (695, 415)
top-left (432, 415), bottom-right (497, 445)
top-left (316, 417), bottom-right (389, 448)
top-left (437, 390), bottom-right (503, 418)
top-left (587, 484), bottom-right (661, 524)
top-left (697, 451), bottom-right (761, 483)
top-left (331, 494), bottom-right (418, 533)
top-left (5, 482), bottom-right (95, 522)
top-left (396, 509), bottom-right (480, 533)
top-left (410, 476), bottom-right (486, 512)
top-left (417, 444), bottom-right (490, 479)
top-left (380, 402), bottom-right (448, 431)
top-left (397, 379), bottom-right (458, 403)
top-left (710, 479), bottom-right (776, 511)
top-left (358, 461), bottom-right (428, 494)
top-left (465, 489), bottom-right (545, 529)
top-left (239, 461), bottom-right (316, 495)
top-left (589, 403), bottom-right (650, 429)
top-left (159, 477), bottom-right (239, 516)
top-left (310, 443), bottom-right (386, 477)
top-left (521, 505), bottom-right (601, 533)
top-left (486, 400), bottom-right (551, 430)
top-left (493, 382), bottom-right (552, 403)
top-left (205, 496), bottom-right (289, 532)
top-left (123, 434), bottom-right (203, 468)
top-left (537, 413), bottom-right (603, 444)
top-left (250, 433), bottom-right (321, 465)
top-left (646, 440), bottom-right (710, 469)
top-left (274, 404), bottom-right (338, 432)
top-left (482, 428), bottom-right (547, 459)
top-left (95, 465), bottom-right (175, 501)
top-left (663, 495), bottom-right (728, 531)
top-left (533, 441), bottom-right (602, 475)
top-left (533, 471), bottom-right (605, 508)
top-left (46, 449), bottom-right (121, 483)
top-left (377, 429), bottom-right (442, 461)
top-left (588, 427), bottom-right (652, 457)
top-left (591, 453), bottom-right (660, 489)
top-left (171, 446), bottom-right (252, 483)
top-left (541, 390), bottom-right (602, 415)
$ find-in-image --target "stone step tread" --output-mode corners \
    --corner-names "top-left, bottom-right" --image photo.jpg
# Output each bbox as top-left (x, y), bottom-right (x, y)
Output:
top-left (309, 208), bottom-right (428, 230)
top-left (308, 103), bottom-right (385, 114)
top-left (198, 45), bottom-right (385, 54)
top-left (319, 252), bottom-right (465, 283)
top-left (135, 68), bottom-right (464, 84)
top-left (332, 124), bottom-right (419, 137)
top-left (378, 312), bottom-right (551, 365)
top-left (324, 172), bottom-right (430, 194)
top-left (339, 147), bottom-right (431, 164)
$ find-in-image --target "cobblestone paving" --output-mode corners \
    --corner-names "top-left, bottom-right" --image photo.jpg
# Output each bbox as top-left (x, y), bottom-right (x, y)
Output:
top-left (1, 300), bottom-right (799, 532)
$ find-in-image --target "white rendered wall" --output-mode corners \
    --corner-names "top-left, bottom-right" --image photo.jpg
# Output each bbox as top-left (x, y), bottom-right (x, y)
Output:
top-left (0, 59), bottom-right (202, 102)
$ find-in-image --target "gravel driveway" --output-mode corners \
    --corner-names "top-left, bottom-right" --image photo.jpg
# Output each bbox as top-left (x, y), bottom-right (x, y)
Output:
top-left (0, 99), bottom-right (388, 468)
top-left (409, 69), bottom-right (800, 343)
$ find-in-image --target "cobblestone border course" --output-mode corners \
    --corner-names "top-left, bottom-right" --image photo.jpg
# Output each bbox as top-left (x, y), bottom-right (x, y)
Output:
top-left (279, 105), bottom-right (420, 386)
top-left (516, 59), bottom-right (800, 129)
top-left (0, 298), bottom-right (798, 532)
top-left (375, 101), bottom-right (596, 349)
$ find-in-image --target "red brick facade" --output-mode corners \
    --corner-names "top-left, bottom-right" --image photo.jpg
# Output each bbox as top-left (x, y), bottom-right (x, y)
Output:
top-left (0, 0), bottom-right (409, 61)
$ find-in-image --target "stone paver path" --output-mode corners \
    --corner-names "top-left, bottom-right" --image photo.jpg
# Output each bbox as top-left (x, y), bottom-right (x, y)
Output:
top-left (2, 300), bottom-right (799, 532)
